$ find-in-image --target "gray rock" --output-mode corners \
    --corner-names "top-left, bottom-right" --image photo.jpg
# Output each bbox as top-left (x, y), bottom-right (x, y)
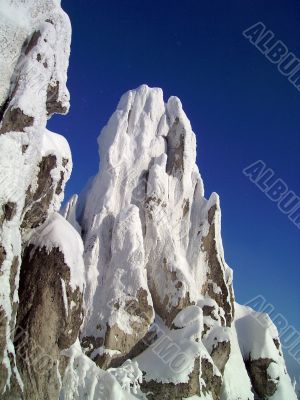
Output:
top-left (245, 357), bottom-right (278, 399)
top-left (15, 245), bottom-right (83, 400)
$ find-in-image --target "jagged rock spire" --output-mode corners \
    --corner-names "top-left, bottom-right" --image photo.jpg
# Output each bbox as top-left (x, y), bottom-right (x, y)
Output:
top-left (64, 85), bottom-right (297, 399)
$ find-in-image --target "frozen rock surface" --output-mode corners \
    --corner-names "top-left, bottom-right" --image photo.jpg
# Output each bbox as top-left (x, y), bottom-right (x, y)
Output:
top-left (0, 0), bottom-right (297, 398)
top-left (14, 213), bottom-right (84, 400)
top-left (78, 86), bottom-right (234, 365)
top-left (0, 2), bottom-right (145, 399)
top-left (68, 84), bottom-right (296, 399)
top-left (0, 1), bottom-right (85, 399)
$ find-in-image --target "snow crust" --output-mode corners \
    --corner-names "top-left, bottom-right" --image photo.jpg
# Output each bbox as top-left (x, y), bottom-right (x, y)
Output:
top-left (134, 312), bottom-right (216, 386)
top-left (0, 128), bottom-right (73, 392)
top-left (64, 84), bottom-right (297, 399)
top-left (0, 0), bottom-right (72, 391)
top-left (0, 0), bottom-right (71, 110)
top-left (74, 85), bottom-right (233, 347)
top-left (184, 395), bottom-right (214, 400)
top-left (62, 194), bottom-right (81, 234)
top-left (235, 303), bottom-right (297, 400)
top-left (1, 0), bottom-right (297, 395)
top-left (43, 129), bottom-right (73, 209)
top-left (60, 340), bottom-right (144, 400)
top-left (218, 325), bottom-right (253, 400)
top-left (29, 212), bottom-right (85, 291)
top-left (61, 278), bottom-right (69, 317)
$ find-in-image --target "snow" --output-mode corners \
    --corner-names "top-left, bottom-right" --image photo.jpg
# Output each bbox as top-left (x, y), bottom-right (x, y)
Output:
top-left (42, 128), bottom-right (73, 210)
top-left (0, 0), bottom-right (71, 110)
top-left (82, 204), bottom-right (153, 342)
top-left (0, 25), bottom-right (296, 397)
top-left (173, 305), bottom-right (203, 330)
top-left (61, 194), bottom-right (81, 234)
top-left (0, 134), bottom-right (29, 393)
top-left (235, 303), bottom-right (297, 400)
top-left (29, 212), bottom-right (85, 291)
top-left (218, 326), bottom-right (253, 400)
top-left (184, 395), bottom-right (214, 400)
top-left (134, 313), bottom-right (214, 385)
top-left (0, 0), bottom-right (72, 393)
top-left (41, 129), bottom-right (72, 161)
top-left (61, 278), bottom-right (69, 317)
top-left (63, 84), bottom-right (297, 399)
top-left (60, 340), bottom-right (144, 400)
top-left (235, 303), bottom-right (279, 360)
top-left (0, 0), bottom-right (297, 395)
top-left (77, 85), bottom-right (214, 348)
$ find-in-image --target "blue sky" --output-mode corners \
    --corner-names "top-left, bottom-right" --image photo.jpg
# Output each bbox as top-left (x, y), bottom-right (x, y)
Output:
top-left (49, 0), bottom-right (300, 379)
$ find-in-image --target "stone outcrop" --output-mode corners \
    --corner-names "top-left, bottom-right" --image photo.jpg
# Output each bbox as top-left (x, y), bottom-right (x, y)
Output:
top-left (245, 358), bottom-right (278, 399)
top-left (14, 214), bottom-right (84, 400)
top-left (141, 358), bottom-right (202, 400)
top-left (81, 205), bottom-right (154, 368)
top-left (0, 2), bottom-right (85, 399)
top-left (66, 84), bottom-right (297, 399)
top-left (0, 1), bottom-right (297, 398)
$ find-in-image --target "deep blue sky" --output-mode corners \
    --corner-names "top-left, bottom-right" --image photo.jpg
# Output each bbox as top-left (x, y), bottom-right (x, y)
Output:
top-left (49, 0), bottom-right (300, 378)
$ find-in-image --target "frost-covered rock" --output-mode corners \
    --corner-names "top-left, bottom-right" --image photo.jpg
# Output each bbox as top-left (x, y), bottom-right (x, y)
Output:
top-left (0, 0), bottom-right (70, 114)
top-left (81, 204), bottom-right (154, 368)
top-left (77, 87), bottom-right (234, 370)
top-left (61, 194), bottom-right (82, 234)
top-left (68, 84), bottom-right (297, 399)
top-left (134, 312), bottom-right (222, 400)
top-left (14, 213), bottom-right (84, 400)
top-left (235, 304), bottom-right (297, 400)
top-left (60, 340), bottom-right (144, 400)
top-left (0, 1), bottom-right (297, 397)
top-left (0, 1), bottom-right (80, 398)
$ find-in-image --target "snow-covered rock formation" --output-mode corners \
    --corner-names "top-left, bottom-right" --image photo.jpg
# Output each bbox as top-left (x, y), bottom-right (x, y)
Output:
top-left (0, 1), bottom-right (85, 399)
top-left (0, 2), bottom-right (149, 400)
top-left (0, 1), bottom-right (297, 399)
top-left (65, 84), bottom-right (297, 400)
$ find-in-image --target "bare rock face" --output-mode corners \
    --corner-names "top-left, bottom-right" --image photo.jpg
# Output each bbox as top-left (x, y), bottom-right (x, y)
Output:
top-left (245, 358), bottom-right (278, 399)
top-left (201, 203), bottom-right (234, 327)
top-left (210, 340), bottom-right (231, 374)
top-left (21, 152), bottom-right (71, 230)
top-left (14, 214), bottom-right (84, 400)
